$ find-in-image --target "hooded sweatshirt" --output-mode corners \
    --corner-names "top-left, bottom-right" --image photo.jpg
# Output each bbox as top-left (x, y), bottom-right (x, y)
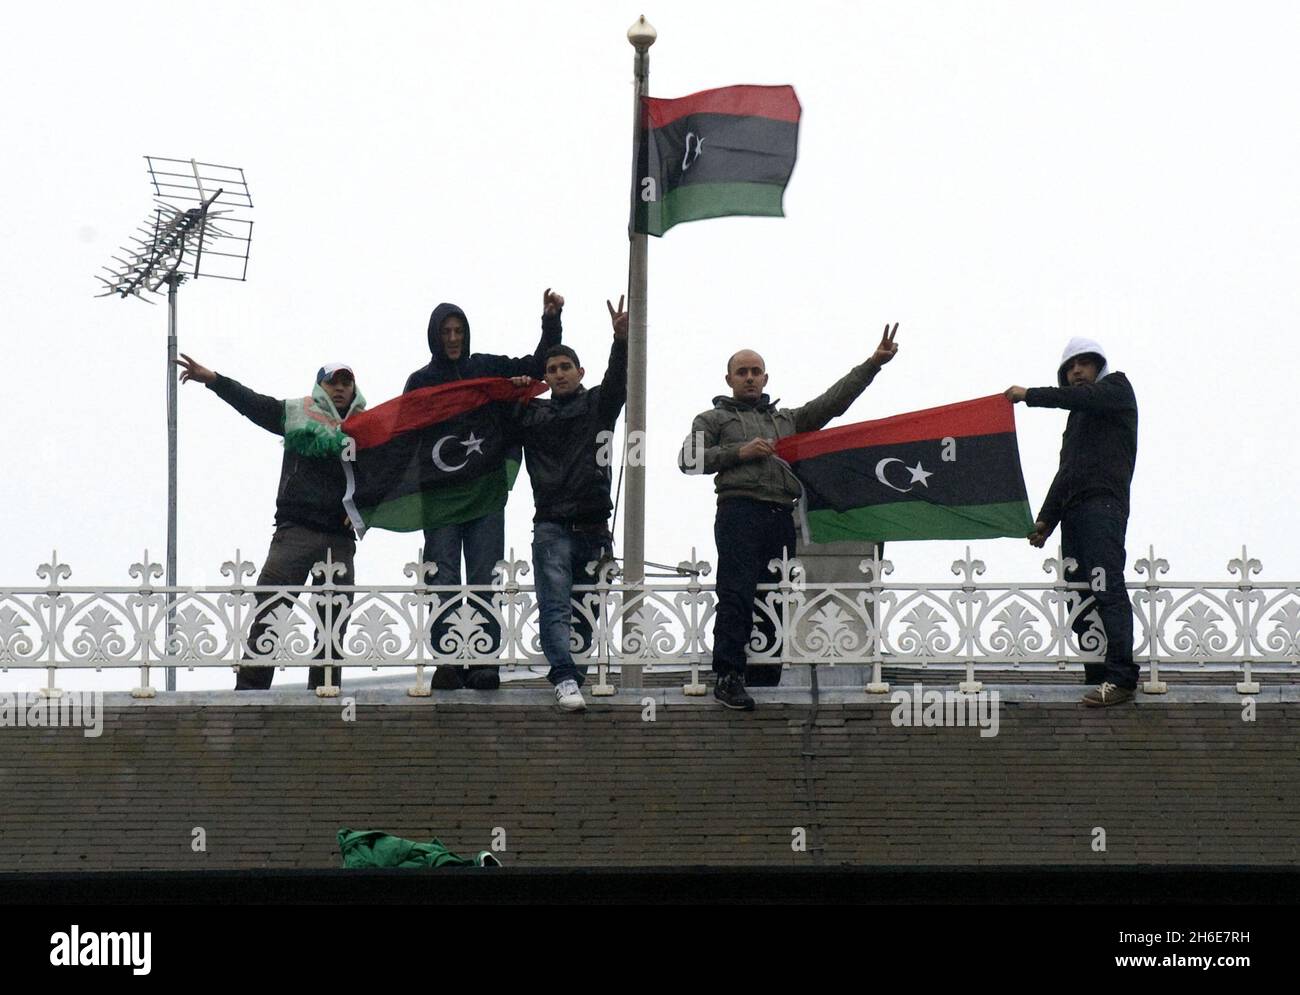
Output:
top-left (403, 302), bottom-right (562, 392)
top-left (207, 373), bottom-right (366, 535)
top-left (1024, 337), bottom-right (1138, 528)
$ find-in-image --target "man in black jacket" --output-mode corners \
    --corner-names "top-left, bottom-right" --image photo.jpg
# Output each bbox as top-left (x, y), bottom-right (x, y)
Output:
top-left (1006, 337), bottom-right (1139, 706)
top-left (510, 297), bottom-right (627, 712)
top-left (177, 354), bottom-right (364, 691)
top-left (404, 290), bottom-right (564, 691)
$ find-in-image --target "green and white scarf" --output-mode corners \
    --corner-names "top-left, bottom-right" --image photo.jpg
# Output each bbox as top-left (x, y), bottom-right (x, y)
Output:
top-left (283, 381), bottom-right (367, 458)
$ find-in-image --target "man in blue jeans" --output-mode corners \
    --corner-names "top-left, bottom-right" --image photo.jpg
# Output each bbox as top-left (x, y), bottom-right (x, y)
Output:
top-left (1006, 337), bottom-right (1139, 707)
top-left (404, 290), bottom-right (565, 690)
top-left (510, 296), bottom-right (628, 711)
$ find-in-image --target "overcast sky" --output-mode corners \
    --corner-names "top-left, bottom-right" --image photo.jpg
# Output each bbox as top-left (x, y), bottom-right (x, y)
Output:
top-left (3, 1), bottom-right (1298, 690)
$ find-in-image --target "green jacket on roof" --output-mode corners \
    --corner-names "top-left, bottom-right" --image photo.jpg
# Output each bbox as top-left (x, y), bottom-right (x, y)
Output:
top-left (337, 828), bottom-right (501, 868)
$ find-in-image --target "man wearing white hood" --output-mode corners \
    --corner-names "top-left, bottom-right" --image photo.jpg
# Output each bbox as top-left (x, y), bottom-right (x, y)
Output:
top-left (1006, 338), bottom-right (1139, 707)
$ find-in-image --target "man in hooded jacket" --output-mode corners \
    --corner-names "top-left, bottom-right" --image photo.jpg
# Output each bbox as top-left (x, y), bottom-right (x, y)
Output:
top-left (404, 290), bottom-right (565, 690)
top-left (177, 354), bottom-right (365, 691)
top-left (1006, 337), bottom-right (1139, 706)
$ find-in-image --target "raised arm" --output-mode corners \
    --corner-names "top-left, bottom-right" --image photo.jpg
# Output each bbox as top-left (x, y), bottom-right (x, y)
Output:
top-left (597, 295), bottom-right (629, 423)
top-left (790, 323), bottom-right (899, 433)
top-left (477, 288), bottom-right (565, 378)
top-left (177, 353), bottom-right (284, 436)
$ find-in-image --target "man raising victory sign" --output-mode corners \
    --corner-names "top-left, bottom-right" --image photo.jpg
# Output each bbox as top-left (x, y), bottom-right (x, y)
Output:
top-left (680, 323), bottom-right (901, 711)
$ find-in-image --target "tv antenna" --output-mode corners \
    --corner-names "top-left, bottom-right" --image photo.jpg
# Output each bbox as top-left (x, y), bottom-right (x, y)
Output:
top-left (97, 157), bottom-right (254, 691)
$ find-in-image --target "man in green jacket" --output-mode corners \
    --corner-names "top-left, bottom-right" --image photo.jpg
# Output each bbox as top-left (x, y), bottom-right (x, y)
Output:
top-left (679, 324), bottom-right (900, 710)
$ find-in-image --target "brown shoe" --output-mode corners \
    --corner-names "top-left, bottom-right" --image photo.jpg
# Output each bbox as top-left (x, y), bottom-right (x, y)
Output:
top-left (1082, 682), bottom-right (1134, 707)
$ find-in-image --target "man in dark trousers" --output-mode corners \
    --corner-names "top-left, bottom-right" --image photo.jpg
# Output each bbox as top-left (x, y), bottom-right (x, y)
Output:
top-left (509, 297), bottom-right (628, 712)
top-left (679, 324), bottom-right (900, 711)
top-left (1006, 336), bottom-right (1139, 707)
top-left (404, 289), bottom-right (565, 690)
top-left (176, 354), bottom-right (365, 691)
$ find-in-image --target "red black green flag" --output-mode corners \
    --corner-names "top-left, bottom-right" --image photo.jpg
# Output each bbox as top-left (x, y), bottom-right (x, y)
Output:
top-left (774, 395), bottom-right (1035, 543)
top-left (340, 378), bottom-right (543, 536)
top-left (632, 84), bottom-right (801, 237)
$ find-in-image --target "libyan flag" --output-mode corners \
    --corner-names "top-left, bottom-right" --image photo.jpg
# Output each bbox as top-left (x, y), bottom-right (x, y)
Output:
top-left (340, 377), bottom-right (543, 537)
top-left (774, 395), bottom-right (1035, 543)
top-left (632, 84), bottom-right (801, 237)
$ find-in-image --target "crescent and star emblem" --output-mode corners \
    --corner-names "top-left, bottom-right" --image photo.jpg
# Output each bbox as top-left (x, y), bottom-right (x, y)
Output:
top-left (682, 132), bottom-right (704, 170)
top-left (874, 458), bottom-right (934, 493)
top-left (431, 432), bottom-right (484, 472)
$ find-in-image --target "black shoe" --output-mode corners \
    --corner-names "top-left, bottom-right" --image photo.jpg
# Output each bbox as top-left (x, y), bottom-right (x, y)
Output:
top-left (430, 665), bottom-right (465, 690)
top-left (464, 667), bottom-right (500, 691)
top-left (714, 672), bottom-right (755, 711)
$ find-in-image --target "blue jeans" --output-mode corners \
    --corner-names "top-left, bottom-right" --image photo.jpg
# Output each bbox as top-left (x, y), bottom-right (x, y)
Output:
top-left (531, 522), bottom-right (612, 687)
top-left (422, 510), bottom-right (505, 661)
top-left (1061, 496), bottom-right (1138, 689)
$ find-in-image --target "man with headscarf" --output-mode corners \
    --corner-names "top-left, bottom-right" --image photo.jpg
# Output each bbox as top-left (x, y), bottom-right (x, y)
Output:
top-left (1006, 338), bottom-right (1139, 706)
top-left (403, 290), bottom-right (564, 690)
top-left (177, 354), bottom-right (365, 691)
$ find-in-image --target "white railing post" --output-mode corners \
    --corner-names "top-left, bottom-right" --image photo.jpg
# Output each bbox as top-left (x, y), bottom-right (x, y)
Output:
top-left (591, 558), bottom-right (617, 697)
top-left (130, 550), bottom-right (161, 698)
top-left (37, 551), bottom-right (67, 699)
top-left (681, 549), bottom-right (709, 695)
top-left (405, 553), bottom-right (433, 697)
top-left (314, 549), bottom-right (343, 698)
top-left (861, 550), bottom-right (891, 694)
top-left (1136, 545), bottom-right (1169, 693)
top-left (1230, 546), bottom-right (1262, 694)
top-left (954, 547), bottom-right (984, 693)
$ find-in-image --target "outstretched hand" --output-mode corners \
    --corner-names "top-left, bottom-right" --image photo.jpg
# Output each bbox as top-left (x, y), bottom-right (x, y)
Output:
top-left (175, 353), bottom-right (215, 385)
top-left (1005, 386), bottom-right (1027, 403)
top-left (543, 287), bottom-right (565, 316)
top-left (870, 323), bottom-right (899, 367)
top-left (509, 375), bottom-right (533, 387)
top-left (607, 295), bottom-right (628, 341)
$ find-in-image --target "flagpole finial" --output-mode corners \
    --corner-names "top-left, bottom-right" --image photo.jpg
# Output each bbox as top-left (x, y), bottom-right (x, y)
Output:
top-left (627, 15), bottom-right (657, 49)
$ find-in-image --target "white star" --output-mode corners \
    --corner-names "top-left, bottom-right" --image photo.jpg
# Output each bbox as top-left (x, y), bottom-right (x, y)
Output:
top-left (907, 461), bottom-right (933, 487)
top-left (462, 432), bottom-right (484, 456)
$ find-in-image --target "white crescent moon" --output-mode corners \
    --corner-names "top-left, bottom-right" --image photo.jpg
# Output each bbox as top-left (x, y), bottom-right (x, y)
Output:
top-left (431, 435), bottom-right (469, 472)
top-left (875, 457), bottom-right (911, 493)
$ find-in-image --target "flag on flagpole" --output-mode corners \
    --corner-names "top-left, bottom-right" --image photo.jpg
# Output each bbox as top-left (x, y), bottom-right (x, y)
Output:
top-left (775, 395), bottom-right (1035, 543)
top-left (632, 84), bottom-right (801, 237)
top-left (340, 377), bottom-right (543, 537)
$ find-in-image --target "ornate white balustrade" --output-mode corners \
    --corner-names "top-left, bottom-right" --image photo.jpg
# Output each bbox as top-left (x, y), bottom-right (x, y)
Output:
top-left (1, 546), bottom-right (1297, 697)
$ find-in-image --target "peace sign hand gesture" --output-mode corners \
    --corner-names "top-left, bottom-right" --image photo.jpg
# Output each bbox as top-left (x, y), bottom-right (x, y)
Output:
top-left (607, 295), bottom-right (628, 341)
top-left (869, 323), bottom-right (899, 368)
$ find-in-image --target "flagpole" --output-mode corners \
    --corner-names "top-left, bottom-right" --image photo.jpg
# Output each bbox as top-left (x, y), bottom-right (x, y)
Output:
top-left (620, 15), bottom-right (656, 693)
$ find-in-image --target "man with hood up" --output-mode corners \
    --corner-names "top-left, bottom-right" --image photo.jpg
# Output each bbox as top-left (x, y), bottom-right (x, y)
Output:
top-left (177, 354), bottom-right (366, 691)
top-left (1006, 338), bottom-right (1139, 707)
top-left (679, 324), bottom-right (900, 711)
top-left (403, 290), bottom-right (564, 691)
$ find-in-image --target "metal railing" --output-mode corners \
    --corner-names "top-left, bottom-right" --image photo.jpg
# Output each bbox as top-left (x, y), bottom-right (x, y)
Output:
top-left (1, 545), bottom-right (1296, 697)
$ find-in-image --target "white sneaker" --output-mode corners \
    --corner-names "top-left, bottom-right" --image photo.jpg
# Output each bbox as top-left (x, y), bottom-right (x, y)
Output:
top-left (554, 679), bottom-right (586, 712)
